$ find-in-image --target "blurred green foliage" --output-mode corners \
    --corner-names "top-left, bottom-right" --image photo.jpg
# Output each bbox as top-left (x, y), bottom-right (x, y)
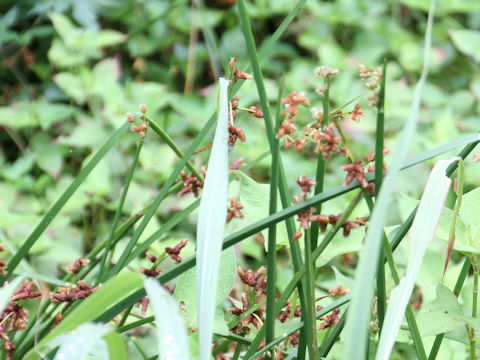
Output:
top-left (0, 1), bottom-right (479, 357)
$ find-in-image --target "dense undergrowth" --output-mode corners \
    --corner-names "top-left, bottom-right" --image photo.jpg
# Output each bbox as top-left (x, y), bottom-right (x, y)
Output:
top-left (1, 0), bottom-right (480, 359)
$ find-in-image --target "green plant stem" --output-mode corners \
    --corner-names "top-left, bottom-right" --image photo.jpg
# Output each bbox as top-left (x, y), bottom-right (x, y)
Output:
top-left (311, 82), bottom-right (329, 249)
top-left (303, 229), bottom-right (317, 359)
top-left (147, 117), bottom-right (203, 181)
top-left (96, 140), bottom-right (143, 285)
top-left (265, 80), bottom-right (282, 357)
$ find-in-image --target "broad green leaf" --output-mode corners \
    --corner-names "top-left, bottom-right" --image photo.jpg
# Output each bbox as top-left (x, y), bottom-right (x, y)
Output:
top-left (196, 77), bottom-right (230, 360)
top-left (376, 158), bottom-right (457, 360)
top-left (54, 72), bottom-right (89, 104)
top-left (50, 323), bottom-right (110, 360)
top-left (174, 246), bottom-right (236, 334)
top-left (416, 283), bottom-right (467, 337)
top-left (49, 13), bottom-right (82, 48)
top-left (227, 171), bottom-right (289, 247)
top-left (0, 102), bottom-right (35, 128)
top-left (104, 331), bottom-right (127, 360)
top-left (450, 30), bottom-right (480, 63)
top-left (145, 277), bottom-right (190, 360)
top-left (36, 271), bottom-right (143, 349)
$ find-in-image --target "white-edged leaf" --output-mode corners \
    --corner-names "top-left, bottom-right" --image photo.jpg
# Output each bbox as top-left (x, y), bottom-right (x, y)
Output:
top-left (197, 77), bottom-right (230, 360)
top-left (144, 277), bottom-right (190, 360)
top-left (50, 323), bottom-right (110, 360)
top-left (376, 158), bottom-right (458, 360)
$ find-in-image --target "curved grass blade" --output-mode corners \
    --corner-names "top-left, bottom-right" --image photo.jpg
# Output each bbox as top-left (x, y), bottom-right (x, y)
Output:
top-left (197, 77), bottom-right (230, 360)
top-left (376, 158), bottom-right (457, 360)
top-left (105, 331), bottom-right (128, 360)
top-left (144, 277), bottom-right (190, 360)
top-left (97, 139), bottom-right (144, 284)
top-left (34, 271), bottom-right (143, 351)
top-left (343, 2), bottom-right (436, 358)
top-left (1, 122), bottom-right (130, 284)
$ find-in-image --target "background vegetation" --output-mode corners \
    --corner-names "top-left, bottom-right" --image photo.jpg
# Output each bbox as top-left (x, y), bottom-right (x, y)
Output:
top-left (0, 0), bottom-right (480, 359)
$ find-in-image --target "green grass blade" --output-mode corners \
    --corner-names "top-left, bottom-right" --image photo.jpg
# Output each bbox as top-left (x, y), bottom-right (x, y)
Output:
top-left (375, 59), bottom-right (388, 330)
top-left (376, 158), bottom-right (457, 360)
top-left (144, 277), bottom-right (190, 360)
top-left (265, 80), bottom-right (281, 352)
top-left (343, 2), bottom-right (436, 357)
top-left (1, 122), bottom-right (130, 284)
top-left (34, 272), bottom-right (143, 352)
top-left (0, 277), bottom-right (24, 313)
top-left (108, 108), bottom-right (217, 280)
top-left (105, 331), bottom-right (128, 360)
top-left (97, 139), bottom-right (143, 284)
top-left (197, 77), bottom-right (230, 360)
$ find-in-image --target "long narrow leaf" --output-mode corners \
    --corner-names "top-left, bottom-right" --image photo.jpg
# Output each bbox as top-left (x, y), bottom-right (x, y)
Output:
top-left (145, 278), bottom-right (190, 360)
top-left (376, 158), bottom-right (458, 360)
top-left (343, 2), bottom-right (436, 358)
top-left (197, 77), bottom-right (230, 360)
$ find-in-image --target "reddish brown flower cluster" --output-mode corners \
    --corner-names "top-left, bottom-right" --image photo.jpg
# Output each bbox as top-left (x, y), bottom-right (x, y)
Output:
top-left (311, 123), bottom-right (342, 159)
top-left (342, 160), bottom-right (368, 188)
top-left (318, 308), bottom-right (340, 330)
top-left (179, 170), bottom-right (203, 197)
top-left (248, 105), bottom-right (263, 119)
top-left (0, 243), bottom-right (6, 275)
top-left (229, 57), bottom-right (253, 80)
top-left (277, 302), bottom-right (302, 323)
top-left (295, 210), bottom-right (366, 237)
top-left (50, 280), bottom-right (100, 304)
top-left (165, 238), bottom-right (188, 263)
top-left (228, 124), bottom-right (246, 147)
top-left (296, 175), bottom-right (316, 200)
top-left (139, 267), bottom-right (162, 278)
top-left (67, 258), bottom-right (90, 274)
top-left (277, 91), bottom-right (310, 150)
top-left (226, 197), bottom-right (244, 224)
top-left (231, 157), bottom-right (246, 170)
top-left (328, 284), bottom-right (350, 296)
top-left (350, 103), bottom-right (366, 123)
top-left (0, 281), bottom-right (43, 359)
top-left (128, 104), bottom-right (149, 138)
top-left (229, 267), bottom-right (267, 334)
top-left (136, 297), bottom-right (150, 314)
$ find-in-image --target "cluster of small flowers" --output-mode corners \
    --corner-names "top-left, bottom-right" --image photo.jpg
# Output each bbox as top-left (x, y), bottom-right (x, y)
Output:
top-left (127, 103), bottom-right (149, 138)
top-left (226, 197), bottom-right (244, 223)
top-left (292, 176), bottom-right (367, 238)
top-left (359, 64), bottom-right (383, 106)
top-left (277, 91), bottom-right (310, 150)
top-left (140, 239), bottom-right (189, 277)
top-left (0, 243), bottom-right (6, 275)
top-left (229, 267), bottom-right (267, 334)
top-left (179, 170), bottom-right (203, 197)
top-left (50, 280), bottom-right (100, 304)
top-left (342, 149), bottom-right (389, 195)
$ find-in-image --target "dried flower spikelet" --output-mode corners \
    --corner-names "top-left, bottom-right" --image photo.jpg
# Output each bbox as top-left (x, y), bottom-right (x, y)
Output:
top-left (139, 104), bottom-right (147, 113)
top-left (292, 231), bottom-right (302, 241)
top-left (315, 65), bottom-right (340, 79)
top-left (139, 267), bottom-right (161, 277)
top-left (249, 105), bottom-right (263, 119)
top-left (165, 238), bottom-right (188, 263)
top-left (342, 160), bottom-right (368, 188)
top-left (350, 103), bottom-right (365, 123)
top-left (358, 64), bottom-right (374, 80)
top-left (226, 197), bottom-right (244, 223)
top-left (312, 107), bottom-right (323, 122)
top-left (146, 252), bottom-right (157, 263)
top-left (231, 157), bottom-right (246, 170)
top-left (318, 308), bottom-right (340, 330)
top-left (67, 258), bottom-right (90, 274)
top-left (126, 112), bottom-right (134, 123)
top-left (329, 285), bottom-right (350, 296)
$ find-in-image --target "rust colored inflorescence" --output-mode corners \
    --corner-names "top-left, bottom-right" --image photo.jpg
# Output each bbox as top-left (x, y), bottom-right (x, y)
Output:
top-left (179, 171), bottom-right (203, 197)
top-left (226, 197), bottom-right (244, 224)
top-left (165, 238), bottom-right (188, 264)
